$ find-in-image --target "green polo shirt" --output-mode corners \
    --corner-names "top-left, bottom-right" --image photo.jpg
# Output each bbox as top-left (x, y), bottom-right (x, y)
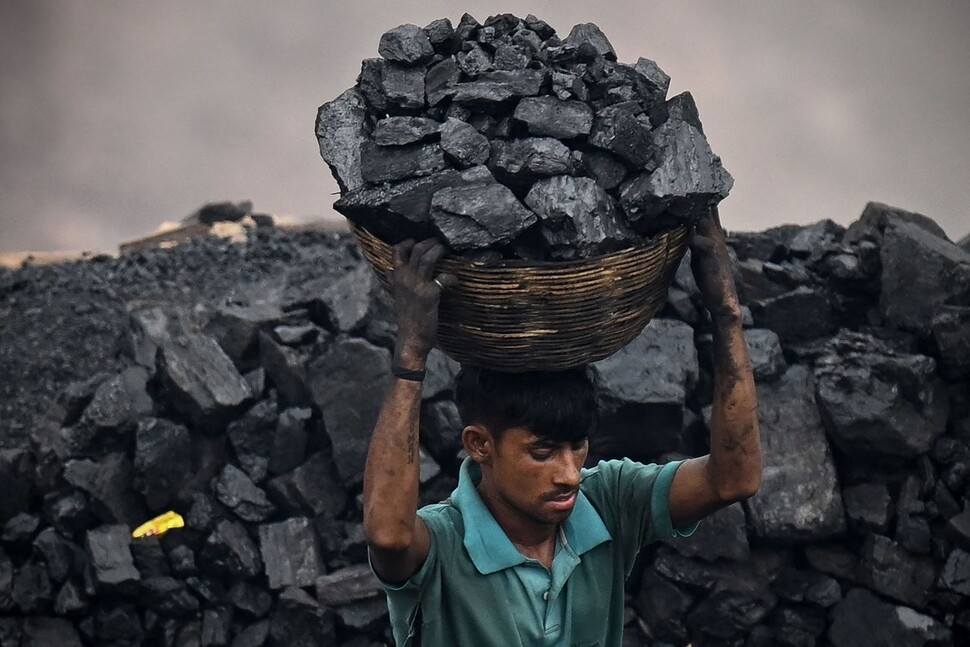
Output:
top-left (374, 457), bottom-right (698, 647)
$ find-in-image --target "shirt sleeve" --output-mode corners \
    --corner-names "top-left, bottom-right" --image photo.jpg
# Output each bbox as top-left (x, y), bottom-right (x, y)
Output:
top-left (581, 458), bottom-right (698, 557)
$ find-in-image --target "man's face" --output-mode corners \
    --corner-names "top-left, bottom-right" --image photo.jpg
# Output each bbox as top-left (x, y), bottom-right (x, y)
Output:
top-left (484, 427), bottom-right (590, 527)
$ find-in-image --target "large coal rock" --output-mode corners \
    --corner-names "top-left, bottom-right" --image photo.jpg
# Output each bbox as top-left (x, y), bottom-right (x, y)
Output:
top-left (742, 365), bottom-right (845, 540)
top-left (315, 88), bottom-right (368, 193)
top-left (155, 326), bottom-right (253, 427)
top-left (591, 319), bottom-right (698, 460)
top-left (828, 588), bottom-right (951, 646)
top-left (877, 218), bottom-right (970, 336)
top-left (258, 518), bottom-right (323, 590)
top-left (815, 332), bottom-right (948, 464)
top-left (858, 534), bottom-right (937, 609)
top-left (86, 525), bottom-right (140, 591)
top-left (133, 417), bottom-right (194, 511)
top-left (269, 587), bottom-right (336, 646)
top-left (308, 338), bottom-right (392, 486)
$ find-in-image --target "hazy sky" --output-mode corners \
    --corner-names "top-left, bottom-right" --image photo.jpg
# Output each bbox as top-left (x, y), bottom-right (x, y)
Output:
top-left (1, 0), bottom-right (968, 253)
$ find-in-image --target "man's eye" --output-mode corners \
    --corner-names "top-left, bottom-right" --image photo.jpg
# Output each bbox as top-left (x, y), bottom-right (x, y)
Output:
top-left (530, 451), bottom-right (553, 461)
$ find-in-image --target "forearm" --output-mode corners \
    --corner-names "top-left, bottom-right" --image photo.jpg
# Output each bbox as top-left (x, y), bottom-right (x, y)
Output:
top-left (706, 313), bottom-right (762, 500)
top-left (362, 373), bottom-right (423, 550)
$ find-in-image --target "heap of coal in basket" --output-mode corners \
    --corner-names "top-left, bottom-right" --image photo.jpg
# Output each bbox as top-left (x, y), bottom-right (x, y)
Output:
top-left (316, 13), bottom-right (733, 262)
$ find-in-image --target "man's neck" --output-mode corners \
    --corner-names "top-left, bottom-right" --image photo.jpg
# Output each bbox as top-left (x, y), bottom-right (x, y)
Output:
top-left (475, 479), bottom-right (559, 567)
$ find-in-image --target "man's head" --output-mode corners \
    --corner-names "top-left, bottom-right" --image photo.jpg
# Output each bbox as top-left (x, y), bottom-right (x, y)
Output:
top-left (454, 365), bottom-right (598, 525)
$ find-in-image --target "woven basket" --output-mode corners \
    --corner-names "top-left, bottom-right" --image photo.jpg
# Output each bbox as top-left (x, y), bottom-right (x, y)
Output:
top-left (351, 222), bottom-right (691, 372)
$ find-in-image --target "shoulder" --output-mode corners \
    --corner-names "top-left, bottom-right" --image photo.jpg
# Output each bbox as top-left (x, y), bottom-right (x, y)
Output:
top-left (581, 458), bottom-right (664, 490)
top-left (416, 500), bottom-right (464, 545)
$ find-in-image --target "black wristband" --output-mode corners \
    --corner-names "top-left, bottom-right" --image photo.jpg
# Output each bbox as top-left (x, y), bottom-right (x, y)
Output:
top-left (392, 366), bottom-right (426, 382)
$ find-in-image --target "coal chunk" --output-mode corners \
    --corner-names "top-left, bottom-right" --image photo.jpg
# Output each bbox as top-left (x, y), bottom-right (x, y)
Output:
top-left (213, 464), bottom-right (276, 522)
top-left (513, 96), bottom-right (594, 139)
top-left (11, 561), bottom-right (52, 613)
top-left (878, 219), bottom-right (970, 336)
top-left (226, 398), bottom-right (277, 483)
top-left (815, 334), bottom-right (948, 464)
top-left (588, 101), bottom-right (654, 167)
top-left (266, 452), bottom-right (348, 518)
top-left (200, 520), bottom-right (262, 579)
top-left (382, 62), bottom-right (426, 110)
top-left (744, 328), bottom-right (787, 381)
top-left (374, 116), bottom-right (441, 147)
top-left (750, 286), bottom-right (837, 343)
top-left (524, 175), bottom-right (632, 259)
top-left (0, 449), bottom-right (33, 523)
top-left (335, 169), bottom-right (467, 242)
top-left (619, 118), bottom-right (732, 233)
top-left (430, 183), bottom-right (538, 251)
top-left (309, 338), bottom-right (392, 486)
top-left (378, 24), bottom-right (434, 65)
top-left (449, 69), bottom-right (545, 104)
top-left (315, 564), bottom-right (382, 607)
top-left (156, 328), bottom-right (253, 427)
top-left (592, 319), bottom-right (698, 459)
top-left (828, 588), bottom-right (951, 646)
top-left (425, 57), bottom-right (461, 106)
top-left (440, 118), bottom-right (491, 167)
top-left (634, 569), bottom-right (694, 644)
top-left (858, 534), bottom-right (936, 609)
top-left (667, 502), bottom-right (749, 563)
top-left (315, 88), bottom-right (368, 193)
top-left (20, 618), bottom-right (82, 647)
top-left (258, 518), bottom-right (323, 589)
top-left (269, 587), bottom-right (336, 646)
top-left (360, 141), bottom-right (447, 184)
top-left (63, 453), bottom-right (145, 525)
top-left (742, 365), bottom-right (845, 540)
top-left (842, 482), bottom-right (892, 533)
top-left (136, 577), bottom-right (200, 616)
top-left (938, 547), bottom-right (970, 595)
top-left (563, 23), bottom-right (617, 61)
top-left (488, 137), bottom-right (580, 185)
top-left (86, 524), bottom-right (140, 590)
top-left (133, 417), bottom-right (194, 510)
top-left (229, 580), bottom-right (272, 618)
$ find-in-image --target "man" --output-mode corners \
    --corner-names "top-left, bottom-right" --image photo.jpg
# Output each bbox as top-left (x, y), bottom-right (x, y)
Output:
top-left (362, 208), bottom-right (762, 646)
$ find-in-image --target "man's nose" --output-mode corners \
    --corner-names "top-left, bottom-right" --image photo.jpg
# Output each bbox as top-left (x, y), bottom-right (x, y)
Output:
top-left (553, 453), bottom-right (582, 488)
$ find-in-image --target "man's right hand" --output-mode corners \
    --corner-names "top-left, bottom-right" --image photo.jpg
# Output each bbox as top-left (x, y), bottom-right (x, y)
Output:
top-left (391, 238), bottom-right (458, 369)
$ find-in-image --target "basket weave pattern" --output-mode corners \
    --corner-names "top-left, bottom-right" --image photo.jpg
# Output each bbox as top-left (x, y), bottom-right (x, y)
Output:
top-left (351, 222), bottom-right (691, 372)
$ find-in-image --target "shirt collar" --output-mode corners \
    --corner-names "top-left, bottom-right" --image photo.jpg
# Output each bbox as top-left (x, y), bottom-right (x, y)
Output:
top-left (450, 457), bottom-right (612, 576)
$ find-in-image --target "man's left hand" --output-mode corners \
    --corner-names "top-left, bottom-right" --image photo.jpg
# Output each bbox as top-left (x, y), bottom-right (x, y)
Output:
top-left (689, 206), bottom-right (742, 322)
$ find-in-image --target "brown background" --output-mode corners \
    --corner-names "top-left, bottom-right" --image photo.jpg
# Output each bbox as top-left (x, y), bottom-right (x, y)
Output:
top-left (1, 0), bottom-right (968, 253)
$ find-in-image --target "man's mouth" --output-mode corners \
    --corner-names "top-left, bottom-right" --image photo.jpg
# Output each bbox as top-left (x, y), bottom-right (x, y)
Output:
top-left (546, 491), bottom-right (578, 511)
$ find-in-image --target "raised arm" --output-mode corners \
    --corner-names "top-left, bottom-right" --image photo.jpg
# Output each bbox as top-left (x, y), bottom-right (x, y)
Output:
top-left (668, 207), bottom-right (762, 529)
top-left (363, 238), bottom-right (457, 584)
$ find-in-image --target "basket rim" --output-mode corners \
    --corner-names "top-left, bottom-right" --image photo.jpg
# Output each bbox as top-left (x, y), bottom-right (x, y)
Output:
top-left (347, 218), bottom-right (692, 270)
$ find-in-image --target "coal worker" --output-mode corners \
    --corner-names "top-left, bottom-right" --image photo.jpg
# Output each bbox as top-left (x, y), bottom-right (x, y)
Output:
top-left (363, 208), bottom-right (762, 646)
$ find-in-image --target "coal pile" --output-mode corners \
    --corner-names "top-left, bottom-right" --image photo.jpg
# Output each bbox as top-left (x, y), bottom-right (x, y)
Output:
top-left (1, 200), bottom-right (969, 646)
top-left (317, 13), bottom-right (732, 261)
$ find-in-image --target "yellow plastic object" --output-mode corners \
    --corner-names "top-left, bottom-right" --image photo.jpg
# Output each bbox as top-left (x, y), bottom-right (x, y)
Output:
top-left (132, 511), bottom-right (185, 538)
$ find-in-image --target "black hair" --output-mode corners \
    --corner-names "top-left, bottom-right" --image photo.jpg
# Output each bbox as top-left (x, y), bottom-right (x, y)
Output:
top-left (453, 365), bottom-right (598, 444)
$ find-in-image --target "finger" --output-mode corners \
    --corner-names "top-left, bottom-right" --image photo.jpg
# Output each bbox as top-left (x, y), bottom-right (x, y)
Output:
top-left (408, 239), bottom-right (438, 270)
top-left (434, 272), bottom-right (460, 290)
top-left (393, 239), bottom-right (415, 269)
top-left (689, 236), bottom-right (715, 256)
top-left (695, 211), bottom-right (716, 236)
top-left (711, 205), bottom-right (723, 230)
top-left (416, 244), bottom-right (447, 280)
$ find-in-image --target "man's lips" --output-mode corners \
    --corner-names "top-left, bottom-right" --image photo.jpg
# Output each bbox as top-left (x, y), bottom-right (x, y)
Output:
top-left (546, 491), bottom-right (578, 510)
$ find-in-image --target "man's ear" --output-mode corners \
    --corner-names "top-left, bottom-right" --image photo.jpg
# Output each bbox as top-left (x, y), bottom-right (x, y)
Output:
top-left (462, 424), bottom-right (494, 465)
